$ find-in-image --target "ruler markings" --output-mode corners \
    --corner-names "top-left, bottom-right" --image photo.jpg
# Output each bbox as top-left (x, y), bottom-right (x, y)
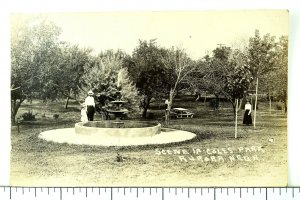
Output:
top-left (111, 188), bottom-right (113, 200)
top-left (60, 187), bottom-right (62, 200)
top-left (240, 188), bottom-right (242, 198)
top-left (2, 187), bottom-right (300, 200)
top-left (98, 188), bottom-right (100, 195)
top-left (253, 188), bottom-right (254, 196)
top-left (214, 188), bottom-right (216, 200)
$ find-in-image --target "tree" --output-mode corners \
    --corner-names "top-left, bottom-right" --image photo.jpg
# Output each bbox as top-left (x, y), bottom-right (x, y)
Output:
top-left (224, 51), bottom-right (252, 138)
top-left (202, 47), bottom-right (232, 104)
top-left (161, 47), bottom-right (195, 124)
top-left (247, 30), bottom-right (278, 127)
top-left (57, 43), bottom-right (92, 108)
top-left (11, 16), bottom-right (61, 125)
top-left (126, 40), bottom-right (170, 118)
top-left (274, 36), bottom-right (288, 112)
top-left (80, 50), bottom-right (139, 108)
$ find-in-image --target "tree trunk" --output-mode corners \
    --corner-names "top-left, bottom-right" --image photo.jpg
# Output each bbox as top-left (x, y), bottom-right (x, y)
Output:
top-left (141, 97), bottom-right (151, 118)
top-left (65, 97), bottom-right (70, 109)
top-left (165, 89), bottom-right (175, 126)
top-left (11, 99), bottom-right (23, 126)
top-left (253, 77), bottom-right (259, 128)
top-left (234, 99), bottom-right (238, 139)
top-left (269, 93), bottom-right (272, 113)
top-left (142, 107), bottom-right (148, 118)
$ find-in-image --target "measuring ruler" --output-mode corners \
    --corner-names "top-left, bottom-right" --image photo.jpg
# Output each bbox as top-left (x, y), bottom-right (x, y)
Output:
top-left (0, 187), bottom-right (300, 200)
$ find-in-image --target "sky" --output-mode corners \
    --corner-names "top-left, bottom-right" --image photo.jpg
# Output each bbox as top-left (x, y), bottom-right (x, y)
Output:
top-left (39, 10), bottom-right (290, 59)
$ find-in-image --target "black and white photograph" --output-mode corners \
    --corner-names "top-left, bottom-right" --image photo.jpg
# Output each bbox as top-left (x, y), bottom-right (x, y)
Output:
top-left (9, 10), bottom-right (288, 186)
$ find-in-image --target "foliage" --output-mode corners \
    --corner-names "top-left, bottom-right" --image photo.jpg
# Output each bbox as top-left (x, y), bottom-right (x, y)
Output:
top-left (247, 29), bottom-right (278, 78)
top-left (125, 40), bottom-right (171, 117)
top-left (21, 111), bottom-right (36, 121)
top-left (80, 50), bottom-right (140, 109)
top-left (11, 15), bottom-right (61, 124)
top-left (161, 47), bottom-right (195, 124)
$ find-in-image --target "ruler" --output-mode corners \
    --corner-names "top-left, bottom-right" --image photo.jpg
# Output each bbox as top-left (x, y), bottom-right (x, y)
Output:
top-left (0, 187), bottom-right (299, 200)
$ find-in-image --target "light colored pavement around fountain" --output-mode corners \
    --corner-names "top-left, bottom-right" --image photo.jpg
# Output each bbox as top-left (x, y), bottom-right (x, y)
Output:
top-left (39, 128), bottom-right (197, 146)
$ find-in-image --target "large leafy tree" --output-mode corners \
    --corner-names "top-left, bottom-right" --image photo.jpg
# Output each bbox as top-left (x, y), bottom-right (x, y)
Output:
top-left (57, 43), bottom-right (92, 108)
top-left (202, 47), bottom-right (232, 101)
top-left (224, 50), bottom-right (253, 138)
top-left (247, 30), bottom-right (278, 126)
top-left (80, 50), bottom-right (139, 108)
top-left (125, 40), bottom-right (170, 118)
top-left (161, 47), bottom-right (195, 124)
top-left (11, 16), bottom-right (61, 124)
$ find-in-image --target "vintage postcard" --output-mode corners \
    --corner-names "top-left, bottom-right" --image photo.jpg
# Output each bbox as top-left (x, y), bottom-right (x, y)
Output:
top-left (10, 10), bottom-right (288, 186)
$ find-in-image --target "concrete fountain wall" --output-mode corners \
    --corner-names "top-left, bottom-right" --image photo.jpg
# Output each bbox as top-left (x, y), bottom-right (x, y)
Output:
top-left (75, 121), bottom-right (161, 138)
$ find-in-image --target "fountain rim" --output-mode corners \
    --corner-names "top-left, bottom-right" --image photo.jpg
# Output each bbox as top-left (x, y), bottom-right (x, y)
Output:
top-left (77, 120), bottom-right (161, 129)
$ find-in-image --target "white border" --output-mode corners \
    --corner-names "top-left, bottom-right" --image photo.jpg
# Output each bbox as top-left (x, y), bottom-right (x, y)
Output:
top-left (0, 0), bottom-right (299, 186)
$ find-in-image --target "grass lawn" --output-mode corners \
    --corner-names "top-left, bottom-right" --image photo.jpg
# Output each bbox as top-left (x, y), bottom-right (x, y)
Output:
top-left (10, 99), bottom-right (287, 187)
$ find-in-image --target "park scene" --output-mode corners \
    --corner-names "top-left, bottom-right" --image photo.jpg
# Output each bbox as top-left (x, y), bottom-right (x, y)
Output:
top-left (10, 11), bottom-right (288, 186)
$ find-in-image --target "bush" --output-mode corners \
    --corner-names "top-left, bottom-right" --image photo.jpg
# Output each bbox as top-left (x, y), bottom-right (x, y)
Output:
top-left (275, 103), bottom-right (283, 110)
top-left (53, 114), bottom-right (60, 119)
top-left (21, 111), bottom-right (36, 121)
top-left (209, 99), bottom-right (219, 110)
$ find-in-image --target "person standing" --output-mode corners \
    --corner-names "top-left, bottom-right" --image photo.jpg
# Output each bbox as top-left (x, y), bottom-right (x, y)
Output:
top-left (243, 100), bottom-right (253, 125)
top-left (85, 90), bottom-right (95, 121)
top-left (80, 103), bottom-right (88, 122)
top-left (164, 99), bottom-right (169, 110)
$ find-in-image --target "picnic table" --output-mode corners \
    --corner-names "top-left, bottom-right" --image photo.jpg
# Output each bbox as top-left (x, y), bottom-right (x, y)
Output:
top-left (171, 108), bottom-right (194, 118)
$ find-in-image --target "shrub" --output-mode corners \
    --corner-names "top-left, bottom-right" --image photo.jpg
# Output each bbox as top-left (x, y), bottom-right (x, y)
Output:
top-left (53, 114), bottom-right (60, 119)
top-left (209, 99), bottom-right (219, 110)
top-left (21, 111), bottom-right (36, 121)
top-left (275, 103), bottom-right (283, 110)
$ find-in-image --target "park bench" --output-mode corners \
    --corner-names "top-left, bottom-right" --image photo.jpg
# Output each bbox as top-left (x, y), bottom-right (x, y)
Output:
top-left (172, 108), bottom-right (194, 118)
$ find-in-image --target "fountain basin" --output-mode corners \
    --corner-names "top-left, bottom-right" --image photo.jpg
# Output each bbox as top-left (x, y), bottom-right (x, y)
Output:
top-left (75, 121), bottom-right (161, 137)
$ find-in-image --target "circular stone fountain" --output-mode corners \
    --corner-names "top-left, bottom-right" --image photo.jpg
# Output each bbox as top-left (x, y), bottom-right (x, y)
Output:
top-left (39, 120), bottom-right (196, 147)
